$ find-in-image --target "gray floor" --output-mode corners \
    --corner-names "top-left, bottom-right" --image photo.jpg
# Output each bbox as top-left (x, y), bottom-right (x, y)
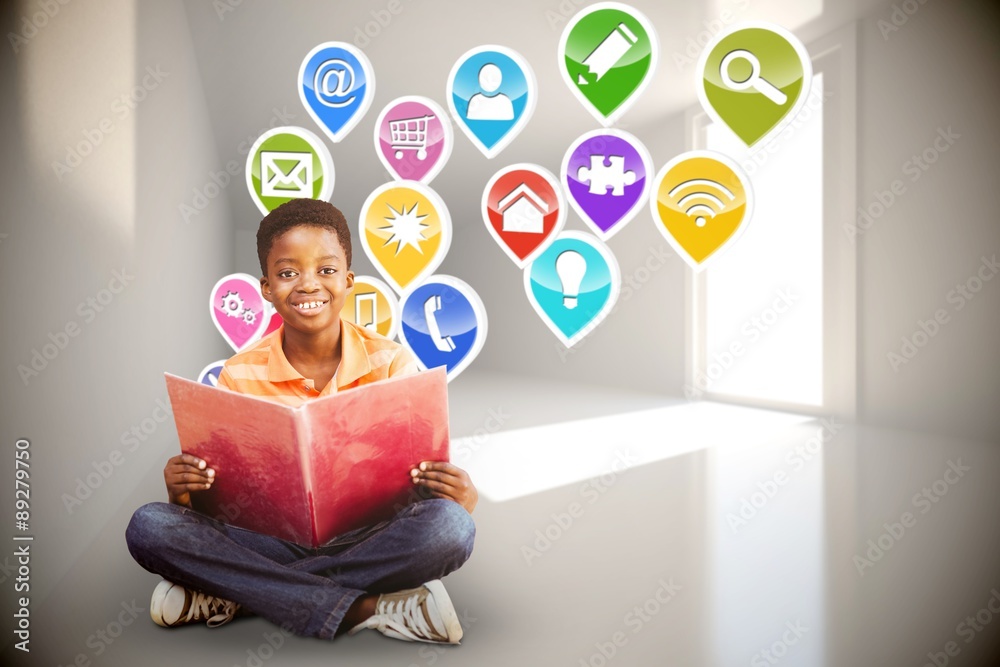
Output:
top-left (5, 372), bottom-right (1000, 666)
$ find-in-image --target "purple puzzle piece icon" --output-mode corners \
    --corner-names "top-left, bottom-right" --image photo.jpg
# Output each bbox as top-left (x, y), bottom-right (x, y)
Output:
top-left (561, 129), bottom-right (652, 240)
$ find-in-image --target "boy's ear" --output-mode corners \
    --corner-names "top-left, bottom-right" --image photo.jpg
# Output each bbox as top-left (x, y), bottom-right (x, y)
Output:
top-left (346, 270), bottom-right (354, 291)
top-left (260, 276), bottom-right (273, 303)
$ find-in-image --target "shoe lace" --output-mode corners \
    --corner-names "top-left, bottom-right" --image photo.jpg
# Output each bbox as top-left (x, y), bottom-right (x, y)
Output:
top-left (377, 593), bottom-right (438, 640)
top-left (187, 591), bottom-right (239, 628)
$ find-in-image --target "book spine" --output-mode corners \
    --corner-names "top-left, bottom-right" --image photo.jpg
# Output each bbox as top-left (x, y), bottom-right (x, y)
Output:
top-left (295, 408), bottom-right (320, 548)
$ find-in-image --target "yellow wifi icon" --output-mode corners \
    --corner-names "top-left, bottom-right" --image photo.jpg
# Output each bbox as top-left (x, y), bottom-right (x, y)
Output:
top-left (667, 178), bottom-right (737, 228)
top-left (650, 151), bottom-right (753, 270)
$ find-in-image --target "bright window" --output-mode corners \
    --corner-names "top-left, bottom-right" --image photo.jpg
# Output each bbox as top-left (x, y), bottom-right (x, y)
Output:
top-left (699, 74), bottom-right (825, 407)
top-left (689, 24), bottom-right (858, 418)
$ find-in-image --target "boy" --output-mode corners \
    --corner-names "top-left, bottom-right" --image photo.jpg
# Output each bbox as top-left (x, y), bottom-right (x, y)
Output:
top-left (125, 198), bottom-right (477, 644)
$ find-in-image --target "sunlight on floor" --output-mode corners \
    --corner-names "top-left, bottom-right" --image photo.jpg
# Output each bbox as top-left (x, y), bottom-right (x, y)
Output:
top-left (459, 401), bottom-right (814, 501)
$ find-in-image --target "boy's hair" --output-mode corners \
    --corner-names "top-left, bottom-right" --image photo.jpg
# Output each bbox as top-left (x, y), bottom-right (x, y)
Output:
top-left (256, 199), bottom-right (352, 275)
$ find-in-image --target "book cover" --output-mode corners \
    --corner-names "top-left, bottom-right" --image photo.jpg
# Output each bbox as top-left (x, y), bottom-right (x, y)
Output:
top-left (164, 367), bottom-right (449, 547)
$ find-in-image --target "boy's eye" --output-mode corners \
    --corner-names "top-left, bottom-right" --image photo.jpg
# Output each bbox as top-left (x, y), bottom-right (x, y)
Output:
top-left (278, 270), bottom-right (297, 279)
top-left (320, 267), bottom-right (337, 275)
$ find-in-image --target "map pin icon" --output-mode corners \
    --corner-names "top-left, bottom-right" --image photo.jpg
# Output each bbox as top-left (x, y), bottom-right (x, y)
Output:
top-left (559, 2), bottom-right (658, 127)
top-left (447, 45), bottom-right (537, 159)
top-left (398, 275), bottom-right (488, 382)
top-left (359, 181), bottom-right (452, 296)
top-left (341, 275), bottom-right (401, 341)
top-left (299, 42), bottom-right (375, 143)
top-left (482, 163), bottom-right (566, 268)
top-left (245, 126), bottom-right (334, 216)
top-left (524, 231), bottom-right (621, 348)
top-left (649, 150), bottom-right (753, 271)
top-left (197, 360), bottom-right (227, 387)
top-left (697, 22), bottom-right (812, 147)
top-left (375, 96), bottom-right (453, 185)
top-left (210, 273), bottom-right (269, 352)
top-left (561, 129), bottom-right (652, 240)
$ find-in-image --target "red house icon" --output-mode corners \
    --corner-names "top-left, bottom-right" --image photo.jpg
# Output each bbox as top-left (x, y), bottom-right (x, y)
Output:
top-left (497, 184), bottom-right (548, 234)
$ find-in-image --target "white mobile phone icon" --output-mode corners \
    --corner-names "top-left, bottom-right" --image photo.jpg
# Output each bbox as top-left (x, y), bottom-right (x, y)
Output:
top-left (423, 294), bottom-right (455, 352)
top-left (355, 292), bottom-right (377, 329)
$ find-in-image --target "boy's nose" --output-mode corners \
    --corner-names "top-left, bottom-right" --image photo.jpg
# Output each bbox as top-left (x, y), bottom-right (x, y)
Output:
top-left (297, 275), bottom-right (321, 291)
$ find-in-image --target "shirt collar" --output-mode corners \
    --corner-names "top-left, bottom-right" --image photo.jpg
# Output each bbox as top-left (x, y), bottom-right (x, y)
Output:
top-left (265, 326), bottom-right (302, 383)
top-left (265, 320), bottom-right (371, 389)
top-left (336, 319), bottom-right (371, 389)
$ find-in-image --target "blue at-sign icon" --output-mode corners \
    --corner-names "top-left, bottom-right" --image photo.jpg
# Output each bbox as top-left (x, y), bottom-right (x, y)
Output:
top-left (298, 42), bottom-right (376, 143)
top-left (399, 276), bottom-right (487, 382)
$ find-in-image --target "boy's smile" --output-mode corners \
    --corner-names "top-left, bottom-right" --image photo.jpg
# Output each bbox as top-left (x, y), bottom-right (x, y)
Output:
top-left (261, 225), bottom-right (354, 335)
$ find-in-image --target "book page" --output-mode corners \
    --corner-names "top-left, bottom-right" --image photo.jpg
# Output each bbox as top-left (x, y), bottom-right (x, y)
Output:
top-left (166, 374), bottom-right (313, 543)
top-left (303, 368), bottom-right (450, 546)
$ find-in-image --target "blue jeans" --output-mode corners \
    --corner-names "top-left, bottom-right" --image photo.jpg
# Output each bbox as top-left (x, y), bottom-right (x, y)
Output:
top-left (124, 499), bottom-right (475, 639)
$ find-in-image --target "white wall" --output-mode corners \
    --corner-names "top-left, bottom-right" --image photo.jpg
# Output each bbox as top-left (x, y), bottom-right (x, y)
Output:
top-left (1, 0), bottom-right (997, 635)
top-left (854, 0), bottom-right (1000, 442)
top-left (179, 0), bottom-right (706, 400)
top-left (0, 0), bottom-right (233, 613)
top-left (179, 0), bottom-right (1000, 441)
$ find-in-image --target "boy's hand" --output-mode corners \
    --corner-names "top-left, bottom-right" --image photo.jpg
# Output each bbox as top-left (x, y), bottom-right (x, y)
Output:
top-left (164, 454), bottom-right (215, 508)
top-left (411, 461), bottom-right (478, 514)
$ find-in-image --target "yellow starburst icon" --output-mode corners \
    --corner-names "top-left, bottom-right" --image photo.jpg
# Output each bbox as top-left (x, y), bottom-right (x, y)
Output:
top-left (360, 182), bottom-right (452, 294)
top-left (379, 202), bottom-right (430, 255)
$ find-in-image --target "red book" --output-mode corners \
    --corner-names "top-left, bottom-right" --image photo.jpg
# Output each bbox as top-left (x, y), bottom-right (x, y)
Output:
top-left (164, 368), bottom-right (449, 548)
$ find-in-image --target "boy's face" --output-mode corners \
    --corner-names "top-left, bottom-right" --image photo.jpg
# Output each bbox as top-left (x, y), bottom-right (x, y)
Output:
top-left (260, 225), bottom-right (354, 337)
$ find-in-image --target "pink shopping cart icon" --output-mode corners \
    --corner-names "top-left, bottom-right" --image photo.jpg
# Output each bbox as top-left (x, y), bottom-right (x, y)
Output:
top-left (389, 114), bottom-right (436, 160)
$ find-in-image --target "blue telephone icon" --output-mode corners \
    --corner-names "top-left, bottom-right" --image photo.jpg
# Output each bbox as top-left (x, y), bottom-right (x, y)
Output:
top-left (423, 294), bottom-right (456, 352)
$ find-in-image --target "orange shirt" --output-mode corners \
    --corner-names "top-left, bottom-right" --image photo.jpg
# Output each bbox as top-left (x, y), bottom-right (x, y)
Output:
top-left (217, 319), bottom-right (418, 407)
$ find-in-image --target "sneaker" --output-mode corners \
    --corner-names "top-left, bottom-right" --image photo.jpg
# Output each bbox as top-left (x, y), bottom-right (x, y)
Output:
top-left (348, 580), bottom-right (462, 644)
top-left (150, 579), bottom-right (240, 628)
